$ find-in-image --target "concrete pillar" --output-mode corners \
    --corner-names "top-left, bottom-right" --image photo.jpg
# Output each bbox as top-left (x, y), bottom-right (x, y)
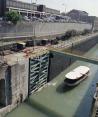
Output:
top-left (27, 11), bottom-right (28, 17)
top-left (9, 8), bottom-right (11, 11)
top-left (18, 10), bottom-right (20, 15)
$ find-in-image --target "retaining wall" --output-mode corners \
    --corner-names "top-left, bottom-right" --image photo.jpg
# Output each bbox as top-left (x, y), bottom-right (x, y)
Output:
top-left (0, 21), bottom-right (92, 39)
top-left (48, 51), bottom-right (75, 81)
top-left (48, 35), bottom-right (98, 81)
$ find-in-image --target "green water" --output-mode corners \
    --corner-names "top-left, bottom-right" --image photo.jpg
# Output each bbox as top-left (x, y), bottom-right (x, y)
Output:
top-left (6, 103), bottom-right (47, 117)
top-left (6, 44), bottom-right (98, 117)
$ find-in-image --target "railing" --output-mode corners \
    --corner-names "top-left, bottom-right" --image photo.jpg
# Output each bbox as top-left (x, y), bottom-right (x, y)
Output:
top-left (6, 0), bottom-right (37, 11)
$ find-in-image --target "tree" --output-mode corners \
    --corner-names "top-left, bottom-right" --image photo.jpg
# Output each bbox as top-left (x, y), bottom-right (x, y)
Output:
top-left (5, 11), bottom-right (21, 24)
top-left (81, 29), bottom-right (91, 35)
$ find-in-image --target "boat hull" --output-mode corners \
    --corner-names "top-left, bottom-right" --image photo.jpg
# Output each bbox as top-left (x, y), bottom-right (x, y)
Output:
top-left (64, 74), bottom-right (88, 86)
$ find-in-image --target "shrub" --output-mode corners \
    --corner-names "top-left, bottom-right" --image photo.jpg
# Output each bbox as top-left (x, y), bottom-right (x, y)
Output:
top-left (56, 30), bottom-right (79, 41)
top-left (56, 35), bottom-right (67, 41)
top-left (56, 36), bottom-right (62, 41)
top-left (65, 30), bottom-right (77, 38)
top-left (51, 39), bottom-right (58, 45)
top-left (71, 30), bottom-right (77, 36)
top-left (93, 30), bottom-right (98, 33)
top-left (81, 29), bottom-right (91, 35)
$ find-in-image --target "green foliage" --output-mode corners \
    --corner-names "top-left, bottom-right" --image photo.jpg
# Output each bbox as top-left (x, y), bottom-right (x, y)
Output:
top-left (81, 29), bottom-right (91, 35)
top-left (5, 11), bottom-right (21, 24)
top-left (65, 30), bottom-right (77, 38)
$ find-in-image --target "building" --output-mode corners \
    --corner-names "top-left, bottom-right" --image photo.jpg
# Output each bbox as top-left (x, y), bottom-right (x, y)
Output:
top-left (66, 9), bottom-right (95, 24)
top-left (0, 0), bottom-right (6, 17)
top-left (66, 9), bottom-right (88, 21)
top-left (0, 0), bottom-right (38, 17)
top-left (37, 5), bottom-right (60, 15)
top-left (0, 0), bottom-right (60, 17)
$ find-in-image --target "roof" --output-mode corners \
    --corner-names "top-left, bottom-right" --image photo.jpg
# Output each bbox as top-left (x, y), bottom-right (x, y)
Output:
top-left (74, 66), bottom-right (90, 75)
top-left (65, 71), bottom-right (82, 79)
top-left (65, 66), bottom-right (90, 79)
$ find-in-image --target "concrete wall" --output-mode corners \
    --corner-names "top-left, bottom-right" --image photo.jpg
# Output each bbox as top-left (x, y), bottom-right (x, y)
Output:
top-left (48, 35), bottom-right (98, 81)
top-left (0, 57), bottom-right (29, 106)
top-left (48, 51), bottom-right (75, 81)
top-left (10, 58), bottom-right (29, 104)
top-left (0, 22), bottom-right (92, 39)
top-left (66, 35), bottom-right (98, 54)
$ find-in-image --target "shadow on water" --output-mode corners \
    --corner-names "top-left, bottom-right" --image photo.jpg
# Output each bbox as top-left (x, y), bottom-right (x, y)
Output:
top-left (56, 82), bottom-right (77, 93)
top-left (73, 85), bottom-right (95, 117)
top-left (56, 69), bottom-right (98, 117)
top-left (26, 98), bottom-right (63, 117)
top-left (73, 72), bottom-right (98, 117)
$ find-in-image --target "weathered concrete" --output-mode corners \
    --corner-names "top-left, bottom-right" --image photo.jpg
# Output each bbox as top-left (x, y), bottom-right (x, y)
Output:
top-left (0, 21), bottom-right (92, 39)
top-left (48, 51), bottom-right (75, 81)
top-left (52, 50), bottom-right (98, 65)
top-left (5, 44), bottom-right (98, 117)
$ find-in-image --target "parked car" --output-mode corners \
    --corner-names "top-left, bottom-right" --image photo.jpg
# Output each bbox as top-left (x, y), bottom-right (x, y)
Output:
top-left (37, 18), bottom-right (44, 22)
top-left (31, 17), bottom-right (43, 22)
top-left (0, 17), bottom-right (3, 21)
top-left (23, 16), bottom-right (30, 21)
top-left (31, 16), bottom-right (37, 21)
top-left (43, 18), bottom-right (51, 22)
top-left (43, 16), bottom-right (55, 22)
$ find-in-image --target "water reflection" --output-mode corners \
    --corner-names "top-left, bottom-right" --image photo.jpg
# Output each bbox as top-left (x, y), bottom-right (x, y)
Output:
top-left (56, 82), bottom-right (77, 93)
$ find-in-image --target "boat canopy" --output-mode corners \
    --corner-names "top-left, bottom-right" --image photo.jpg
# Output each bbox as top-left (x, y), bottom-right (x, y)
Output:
top-left (65, 66), bottom-right (90, 80)
top-left (74, 66), bottom-right (90, 75)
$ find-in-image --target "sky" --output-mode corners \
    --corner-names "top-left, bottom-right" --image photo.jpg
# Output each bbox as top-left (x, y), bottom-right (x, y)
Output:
top-left (20, 0), bottom-right (98, 16)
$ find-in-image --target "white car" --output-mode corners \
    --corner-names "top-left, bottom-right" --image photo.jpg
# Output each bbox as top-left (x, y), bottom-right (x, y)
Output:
top-left (23, 16), bottom-right (30, 21)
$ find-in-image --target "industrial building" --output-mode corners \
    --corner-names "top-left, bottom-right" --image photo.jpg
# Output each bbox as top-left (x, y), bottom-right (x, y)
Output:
top-left (66, 9), bottom-right (95, 24)
top-left (66, 9), bottom-right (89, 19)
top-left (0, 0), bottom-right (60, 17)
top-left (37, 5), bottom-right (60, 15)
top-left (0, 46), bottom-right (49, 108)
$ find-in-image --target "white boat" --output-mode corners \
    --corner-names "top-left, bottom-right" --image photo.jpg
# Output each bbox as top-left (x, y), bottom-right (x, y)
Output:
top-left (64, 66), bottom-right (90, 86)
